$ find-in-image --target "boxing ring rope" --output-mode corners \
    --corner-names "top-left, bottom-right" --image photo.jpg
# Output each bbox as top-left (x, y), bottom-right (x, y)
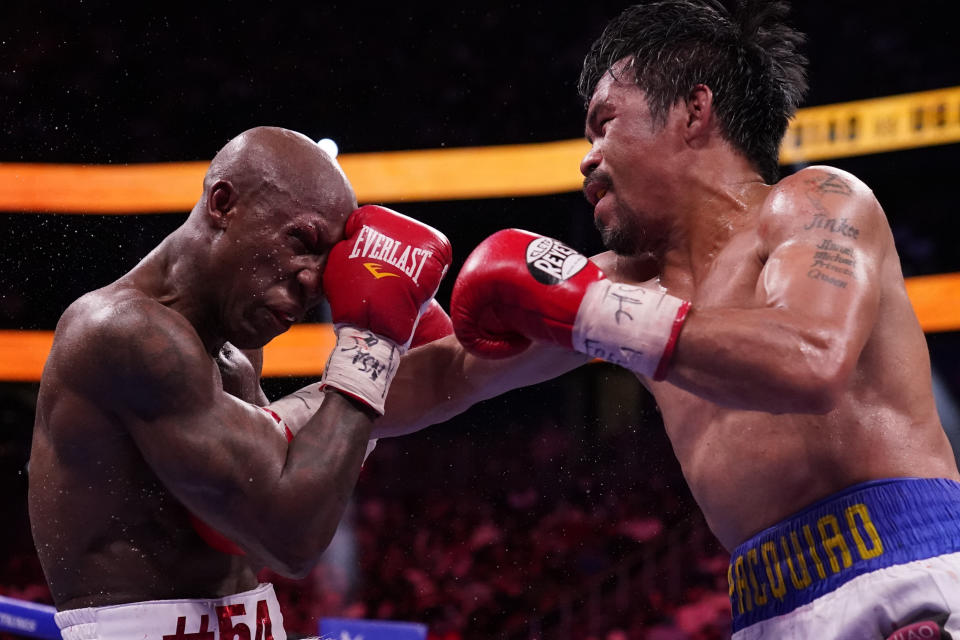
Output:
top-left (0, 596), bottom-right (60, 639)
top-left (1, 87), bottom-right (959, 635)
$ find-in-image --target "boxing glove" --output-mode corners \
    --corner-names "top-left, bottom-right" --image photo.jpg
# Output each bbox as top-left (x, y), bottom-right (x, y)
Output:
top-left (321, 205), bottom-right (452, 413)
top-left (451, 229), bottom-right (690, 380)
top-left (410, 299), bottom-right (453, 348)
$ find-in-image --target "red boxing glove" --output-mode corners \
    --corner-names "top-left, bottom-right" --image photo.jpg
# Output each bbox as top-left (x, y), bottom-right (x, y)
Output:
top-left (410, 299), bottom-right (453, 348)
top-left (452, 229), bottom-right (604, 357)
top-left (451, 229), bottom-right (690, 380)
top-left (321, 205), bottom-right (452, 413)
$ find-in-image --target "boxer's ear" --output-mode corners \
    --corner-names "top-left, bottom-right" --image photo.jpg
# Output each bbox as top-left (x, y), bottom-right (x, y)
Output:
top-left (682, 84), bottom-right (715, 145)
top-left (207, 180), bottom-right (238, 229)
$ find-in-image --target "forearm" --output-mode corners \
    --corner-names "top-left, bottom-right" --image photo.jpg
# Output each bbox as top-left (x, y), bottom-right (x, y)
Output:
top-left (376, 335), bottom-right (589, 438)
top-left (245, 392), bottom-right (374, 575)
top-left (663, 307), bottom-right (850, 413)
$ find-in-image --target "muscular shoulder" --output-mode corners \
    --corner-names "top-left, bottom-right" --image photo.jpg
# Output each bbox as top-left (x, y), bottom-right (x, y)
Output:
top-left (757, 165), bottom-right (888, 249)
top-left (52, 288), bottom-right (211, 412)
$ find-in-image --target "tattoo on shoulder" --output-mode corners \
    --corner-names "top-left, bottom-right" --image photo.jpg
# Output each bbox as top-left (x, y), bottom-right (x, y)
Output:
top-left (806, 238), bottom-right (857, 289)
top-left (807, 173), bottom-right (853, 197)
top-left (803, 212), bottom-right (860, 239)
top-left (799, 173), bottom-right (860, 237)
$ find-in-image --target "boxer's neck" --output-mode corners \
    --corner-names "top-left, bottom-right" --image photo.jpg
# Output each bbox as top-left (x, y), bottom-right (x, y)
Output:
top-left (658, 175), bottom-right (769, 293)
top-left (126, 224), bottom-right (226, 355)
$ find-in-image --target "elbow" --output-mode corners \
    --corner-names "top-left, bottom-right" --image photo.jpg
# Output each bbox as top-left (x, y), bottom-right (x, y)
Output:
top-left (268, 557), bottom-right (315, 580)
top-left (256, 524), bottom-right (337, 579)
top-left (262, 542), bottom-right (327, 579)
top-left (788, 351), bottom-right (852, 415)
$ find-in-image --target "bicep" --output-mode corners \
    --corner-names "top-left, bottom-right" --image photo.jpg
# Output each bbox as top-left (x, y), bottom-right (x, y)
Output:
top-left (92, 309), bottom-right (285, 513)
top-left (662, 173), bottom-right (890, 412)
top-left (759, 172), bottom-right (887, 358)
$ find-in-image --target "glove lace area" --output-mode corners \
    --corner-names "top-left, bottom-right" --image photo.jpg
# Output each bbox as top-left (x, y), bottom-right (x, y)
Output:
top-left (572, 281), bottom-right (690, 380)
top-left (320, 324), bottom-right (403, 415)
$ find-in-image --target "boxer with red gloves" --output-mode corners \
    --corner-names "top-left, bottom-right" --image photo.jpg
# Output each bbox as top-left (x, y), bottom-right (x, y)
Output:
top-left (451, 229), bottom-right (689, 380)
top-left (420, 2), bottom-right (960, 633)
top-left (30, 127), bottom-right (459, 638)
top-left (190, 204), bottom-right (452, 556)
top-left (190, 300), bottom-right (454, 556)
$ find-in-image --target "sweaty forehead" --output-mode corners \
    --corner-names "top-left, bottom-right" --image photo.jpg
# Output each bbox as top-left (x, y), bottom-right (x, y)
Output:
top-left (283, 156), bottom-right (356, 224)
top-left (287, 185), bottom-right (353, 235)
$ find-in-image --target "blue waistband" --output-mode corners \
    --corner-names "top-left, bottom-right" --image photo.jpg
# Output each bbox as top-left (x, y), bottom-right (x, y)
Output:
top-left (728, 477), bottom-right (960, 632)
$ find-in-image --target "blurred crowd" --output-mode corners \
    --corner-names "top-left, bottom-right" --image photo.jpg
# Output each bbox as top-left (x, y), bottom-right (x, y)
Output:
top-left (321, 417), bottom-right (732, 640)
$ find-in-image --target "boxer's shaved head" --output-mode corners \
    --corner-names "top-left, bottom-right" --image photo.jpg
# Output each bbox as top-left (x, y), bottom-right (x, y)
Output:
top-left (200, 126), bottom-right (356, 227)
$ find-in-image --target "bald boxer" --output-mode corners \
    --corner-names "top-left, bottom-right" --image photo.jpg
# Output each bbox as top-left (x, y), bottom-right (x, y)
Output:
top-left (29, 126), bottom-right (452, 640)
top-left (387, 2), bottom-right (960, 638)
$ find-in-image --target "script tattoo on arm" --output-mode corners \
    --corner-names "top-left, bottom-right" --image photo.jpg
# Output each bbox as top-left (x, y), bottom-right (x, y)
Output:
top-left (806, 238), bottom-right (858, 289)
top-left (796, 173), bottom-right (867, 289)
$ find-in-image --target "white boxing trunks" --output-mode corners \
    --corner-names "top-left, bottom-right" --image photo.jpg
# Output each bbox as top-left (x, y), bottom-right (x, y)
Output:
top-left (728, 478), bottom-right (960, 639)
top-left (54, 582), bottom-right (286, 640)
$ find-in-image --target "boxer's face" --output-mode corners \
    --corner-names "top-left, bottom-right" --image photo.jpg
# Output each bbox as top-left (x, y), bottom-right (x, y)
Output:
top-left (218, 191), bottom-right (351, 349)
top-left (581, 61), bottom-right (677, 255)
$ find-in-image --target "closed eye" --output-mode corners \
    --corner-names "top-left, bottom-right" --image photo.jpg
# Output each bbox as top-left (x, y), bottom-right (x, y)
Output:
top-left (288, 228), bottom-right (314, 252)
top-left (586, 120), bottom-right (611, 145)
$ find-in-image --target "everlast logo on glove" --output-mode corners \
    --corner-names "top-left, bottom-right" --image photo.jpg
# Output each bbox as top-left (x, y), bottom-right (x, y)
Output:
top-left (322, 205), bottom-right (451, 415)
top-left (525, 237), bottom-right (588, 285)
top-left (347, 224), bottom-right (434, 285)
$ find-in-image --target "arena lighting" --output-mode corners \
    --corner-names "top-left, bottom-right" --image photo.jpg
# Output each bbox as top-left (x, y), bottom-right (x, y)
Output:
top-left (317, 137), bottom-right (339, 159)
top-left (0, 270), bottom-right (958, 382)
top-left (1, 87), bottom-right (959, 212)
top-left (2, 88), bottom-right (960, 380)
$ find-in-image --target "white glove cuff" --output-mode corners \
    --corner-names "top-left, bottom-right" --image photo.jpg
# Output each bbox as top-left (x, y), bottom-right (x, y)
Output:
top-left (572, 281), bottom-right (690, 380)
top-left (320, 324), bottom-right (404, 415)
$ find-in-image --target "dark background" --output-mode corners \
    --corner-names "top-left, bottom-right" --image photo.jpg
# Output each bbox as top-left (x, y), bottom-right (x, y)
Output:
top-left (1, 0), bottom-right (959, 634)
